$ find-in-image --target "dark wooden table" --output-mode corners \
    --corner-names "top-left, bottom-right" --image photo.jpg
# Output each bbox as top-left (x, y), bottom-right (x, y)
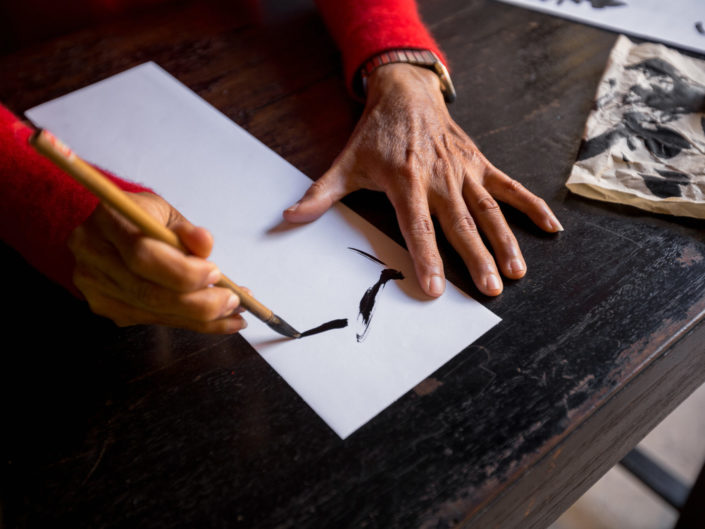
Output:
top-left (2, 1), bottom-right (705, 528)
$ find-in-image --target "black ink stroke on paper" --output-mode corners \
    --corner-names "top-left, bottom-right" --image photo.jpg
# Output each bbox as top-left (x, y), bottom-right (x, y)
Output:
top-left (300, 318), bottom-right (349, 338)
top-left (348, 247), bottom-right (404, 342)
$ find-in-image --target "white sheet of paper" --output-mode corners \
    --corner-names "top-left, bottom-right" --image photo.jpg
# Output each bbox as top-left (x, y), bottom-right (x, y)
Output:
top-left (495, 0), bottom-right (705, 54)
top-left (26, 62), bottom-right (500, 439)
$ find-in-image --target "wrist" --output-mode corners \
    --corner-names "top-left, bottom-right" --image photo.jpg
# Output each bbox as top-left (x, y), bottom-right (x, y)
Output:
top-left (367, 63), bottom-right (443, 103)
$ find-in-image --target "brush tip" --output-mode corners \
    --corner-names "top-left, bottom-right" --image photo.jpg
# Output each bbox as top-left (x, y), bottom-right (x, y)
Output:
top-left (268, 314), bottom-right (301, 339)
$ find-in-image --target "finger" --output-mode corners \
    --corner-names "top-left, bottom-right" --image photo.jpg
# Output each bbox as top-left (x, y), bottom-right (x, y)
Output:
top-left (172, 221), bottom-right (214, 259)
top-left (121, 237), bottom-right (221, 292)
top-left (93, 205), bottom-right (221, 291)
top-left (90, 200), bottom-right (221, 292)
top-left (483, 167), bottom-right (563, 233)
top-left (85, 291), bottom-right (248, 334)
top-left (463, 178), bottom-right (526, 280)
top-left (434, 194), bottom-right (503, 296)
top-left (74, 260), bottom-right (239, 321)
top-left (388, 190), bottom-right (445, 297)
top-left (132, 192), bottom-right (215, 258)
top-left (283, 165), bottom-right (353, 223)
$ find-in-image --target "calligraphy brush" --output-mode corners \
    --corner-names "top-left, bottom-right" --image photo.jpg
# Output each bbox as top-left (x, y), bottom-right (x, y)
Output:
top-left (29, 128), bottom-right (301, 339)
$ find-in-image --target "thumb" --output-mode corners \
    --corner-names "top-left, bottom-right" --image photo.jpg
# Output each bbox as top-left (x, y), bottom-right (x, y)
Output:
top-left (283, 166), bottom-right (351, 223)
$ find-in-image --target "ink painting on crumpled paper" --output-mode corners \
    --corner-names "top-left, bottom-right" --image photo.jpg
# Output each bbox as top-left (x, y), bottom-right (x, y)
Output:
top-left (566, 35), bottom-right (705, 218)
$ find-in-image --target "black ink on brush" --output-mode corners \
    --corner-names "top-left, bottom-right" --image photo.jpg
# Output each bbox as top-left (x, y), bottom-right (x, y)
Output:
top-left (299, 319), bottom-right (349, 338)
top-left (348, 247), bottom-right (404, 342)
top-left (696, 22), bottom-right (704, 36)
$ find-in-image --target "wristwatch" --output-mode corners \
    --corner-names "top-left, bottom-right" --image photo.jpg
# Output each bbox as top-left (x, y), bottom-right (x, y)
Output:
top-left (358, 49), bottom-right (456, 104)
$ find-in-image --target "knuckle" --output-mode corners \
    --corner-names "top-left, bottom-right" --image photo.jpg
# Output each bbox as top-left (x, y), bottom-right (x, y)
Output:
top-left (433, 156), bottom-right (451, 178)
top-left (450, 212), bottom-right (478, 235)
top-left (500, 232), bottom-right (516, 246)
top-left (461, 147), bottom-right (481, 166)
top-left (476, 196), bottom-right (500, 213)
top-left (407, 215), bottom-right (434, 237)
top-left (503, 178), bottom-right (525, 195)
top-left (398, 167), bottom-right (421, 191)
top-left (307, 179), bottom-right (328, 196)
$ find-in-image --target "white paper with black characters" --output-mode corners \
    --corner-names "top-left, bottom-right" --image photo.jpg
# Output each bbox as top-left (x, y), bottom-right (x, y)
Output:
top-left (566, 36), bottom-right (705, 218)
top-left (494, 0), bottom-right (705, 55)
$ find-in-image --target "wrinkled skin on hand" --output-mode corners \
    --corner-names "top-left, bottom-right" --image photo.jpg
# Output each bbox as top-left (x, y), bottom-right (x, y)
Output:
top-left (69, 192), bottom-right (247, 334)
top-left (284, 63), bottom-right (562, 297)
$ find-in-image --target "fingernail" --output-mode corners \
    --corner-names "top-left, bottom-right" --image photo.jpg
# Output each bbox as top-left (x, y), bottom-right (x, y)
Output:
top-left (543, 207), bottom-right (564, 232)
top-left (509, 258), bottom-right (525, 275)
top-left (428, 274), bottom-right (445, 296)
top-left (227, 316), bottom-right (247, 334)
top-left (485, 274), bottom-right (501, 292)
top-left (285, 201), bottom-right (301, 213)
top-left (551, 216), bottom-right (564, 232)
top-left (207, 267), bottom-right (221, 285)
top-left (224, 293), bottom-right (239, 314)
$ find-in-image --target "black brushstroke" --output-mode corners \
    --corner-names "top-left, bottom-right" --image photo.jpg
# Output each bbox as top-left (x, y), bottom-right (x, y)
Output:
top-left (639, 169), bottom-right (691, 199)
top-left (300, 318), bottom-right (348, 338)
top-left (623, 112), bottom-right (692, 159)
top-left (625, 59), bottom-right (705, 115)
top-left (577, 127), bottom-right (626, 160)
top-left (696, 22), bottom-right (704, 35)
top-left (347, 247), bottom-right (387, 266)
top-left (348, 247), bottom-right (405, 342)
top-left (356, 268), bottom-right (405, 342)
top-left (576, 113), bottom-right (691, 161)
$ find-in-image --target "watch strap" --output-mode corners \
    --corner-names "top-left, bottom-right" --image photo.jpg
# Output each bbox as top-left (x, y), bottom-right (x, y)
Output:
top-left (359, 49), bottom-right (456, 104)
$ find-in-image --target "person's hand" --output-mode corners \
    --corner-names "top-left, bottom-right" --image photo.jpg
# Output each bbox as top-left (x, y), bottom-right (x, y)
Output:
top-left (68, 192), bottom-right (247, 333)
top-left (283, 63), bottom-right (562, 297)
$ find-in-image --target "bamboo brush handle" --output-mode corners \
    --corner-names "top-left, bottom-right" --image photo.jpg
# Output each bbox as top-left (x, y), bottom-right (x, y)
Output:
top-left (30, 129), bottom-right (274, 322)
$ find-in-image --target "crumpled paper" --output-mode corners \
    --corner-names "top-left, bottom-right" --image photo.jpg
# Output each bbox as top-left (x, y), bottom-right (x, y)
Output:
top-left (566, 35), bottom-right (705, 218)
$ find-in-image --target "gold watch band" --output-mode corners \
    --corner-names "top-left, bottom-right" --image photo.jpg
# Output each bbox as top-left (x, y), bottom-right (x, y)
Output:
top-left (359, 49), bottom-right (456, 104)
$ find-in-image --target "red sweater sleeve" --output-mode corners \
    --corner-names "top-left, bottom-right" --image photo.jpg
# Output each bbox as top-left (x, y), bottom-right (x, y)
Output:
top-left (0, 103), bottom-right (151, 294)
top-left (315, 0), bottom-right (446, 95)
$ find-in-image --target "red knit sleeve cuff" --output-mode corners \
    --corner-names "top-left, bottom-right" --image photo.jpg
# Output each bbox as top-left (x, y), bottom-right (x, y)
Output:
top-left (315, 0), bottom-right (447, 98)
top-left (0, 103), bottom-right (152, 294)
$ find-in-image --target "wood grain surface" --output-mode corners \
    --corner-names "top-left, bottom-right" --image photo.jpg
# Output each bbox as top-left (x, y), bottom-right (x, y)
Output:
top-left (2, 1), bottom-right (705, 528)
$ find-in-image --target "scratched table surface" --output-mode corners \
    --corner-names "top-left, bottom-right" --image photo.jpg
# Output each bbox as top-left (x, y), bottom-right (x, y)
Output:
top-left (2, 1), bottom-right (705, 528)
